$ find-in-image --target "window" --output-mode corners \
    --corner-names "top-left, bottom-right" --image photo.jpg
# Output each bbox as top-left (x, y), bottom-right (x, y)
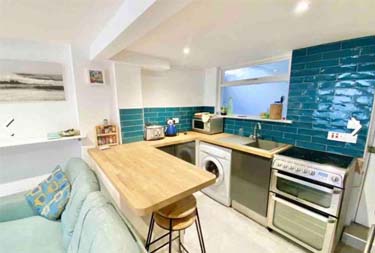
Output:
top-left (219, 57), bottom-right (291, 119)
top-left (223, 59), bottom-right (290, 83)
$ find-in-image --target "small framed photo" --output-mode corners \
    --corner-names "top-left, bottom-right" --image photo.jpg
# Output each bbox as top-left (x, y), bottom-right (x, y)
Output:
top-left (87, 69), bottom-right (105, 86)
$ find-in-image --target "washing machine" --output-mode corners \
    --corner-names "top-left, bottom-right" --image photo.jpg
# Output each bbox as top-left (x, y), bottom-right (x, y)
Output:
top-left (199, 142), bottom-right (232, 206)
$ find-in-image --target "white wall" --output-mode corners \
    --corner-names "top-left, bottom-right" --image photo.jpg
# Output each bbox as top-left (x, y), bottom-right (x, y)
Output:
top-left (114, 63), bottom-right (143, 109)
top-left (141, 67), bottom-right (205, 107)
top-left (0, 39), bottom-right (82, 187)
top-left (203, 67), bottom-right (218, 107)
top-left (0, 39), bottom-right (78, 137)
top-left (70, 43), bottom-right (118, 144)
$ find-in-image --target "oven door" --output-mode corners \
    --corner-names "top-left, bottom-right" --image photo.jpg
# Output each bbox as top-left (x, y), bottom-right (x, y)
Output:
top-left (270, 170), bottom-right (342, 216)
top-left (268, 193), bottom-right (337, 253)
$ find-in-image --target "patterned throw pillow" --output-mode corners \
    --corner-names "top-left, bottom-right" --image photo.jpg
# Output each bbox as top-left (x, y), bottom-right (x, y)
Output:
top-left (25, 166), bottom-right (70, 215)
top-left (41, 183), bottom-right (71, 220)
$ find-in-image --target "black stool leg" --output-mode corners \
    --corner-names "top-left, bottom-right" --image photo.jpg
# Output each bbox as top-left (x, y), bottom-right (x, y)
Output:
top-left (178, 230), bottom-right (182, 253)
top-left (169, 218), bottom-right (173, 253)
top-left (195, 209), bottom-right (206, 253)
top-left (146, 213), bottom-right (155, 251)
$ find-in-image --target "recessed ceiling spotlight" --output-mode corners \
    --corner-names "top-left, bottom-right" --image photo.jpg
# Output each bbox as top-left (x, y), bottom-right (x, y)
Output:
top-left (294, 0), bottom-right (310, 15)
top-left (183, 47), bottom-right (190, 55)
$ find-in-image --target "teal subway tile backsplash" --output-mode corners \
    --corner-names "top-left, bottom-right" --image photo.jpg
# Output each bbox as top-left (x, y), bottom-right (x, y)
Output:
top-left (119, 108), bottom-right (144, 143)
top-left (144, 106), bottom-right (215, 132)
top-left (223, 35), bottom-right (375, 157)
top-left (120, 106), bottom-right (215, 143)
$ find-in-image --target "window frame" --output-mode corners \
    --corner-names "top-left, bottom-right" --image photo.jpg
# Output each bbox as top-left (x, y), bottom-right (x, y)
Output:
top-left (216, 54), bottom-right (292, 120)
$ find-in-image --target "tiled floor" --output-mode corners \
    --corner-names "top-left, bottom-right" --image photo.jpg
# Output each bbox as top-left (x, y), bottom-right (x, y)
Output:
top-left (182, 192), bottom-right (308, 253)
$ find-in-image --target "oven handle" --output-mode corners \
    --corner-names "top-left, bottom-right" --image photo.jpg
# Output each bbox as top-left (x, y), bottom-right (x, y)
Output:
top-left (271, 194), bottom-right (337, 223)
top-left (275, 171), bottom-right (342, 194)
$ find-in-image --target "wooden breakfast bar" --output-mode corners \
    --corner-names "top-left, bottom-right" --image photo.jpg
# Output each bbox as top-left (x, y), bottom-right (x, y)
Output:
top-left (88, 141), bottom-right (216, 216)
top-left (88, 132), bottom-right (291, 252)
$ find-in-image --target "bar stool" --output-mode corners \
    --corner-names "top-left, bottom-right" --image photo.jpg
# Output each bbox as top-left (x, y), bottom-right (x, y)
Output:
top-left (145, 195), bottom-right (206, 253)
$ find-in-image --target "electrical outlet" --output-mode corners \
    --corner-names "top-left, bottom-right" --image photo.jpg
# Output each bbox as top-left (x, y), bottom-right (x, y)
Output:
top-left (327, 131), bottom-right (357, 144)
top-left (172, 117), bottom-right (179, 124)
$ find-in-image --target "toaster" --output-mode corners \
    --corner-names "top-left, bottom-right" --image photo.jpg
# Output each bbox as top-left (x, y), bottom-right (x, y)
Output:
top-left (144, 125), bottom-right (165, 141)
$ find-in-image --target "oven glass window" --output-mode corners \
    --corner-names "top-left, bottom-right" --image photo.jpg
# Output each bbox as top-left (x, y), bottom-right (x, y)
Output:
top-left (273, 200), bottom-right (328, 250)
top-left (276, 177), bottom-right (332, 208)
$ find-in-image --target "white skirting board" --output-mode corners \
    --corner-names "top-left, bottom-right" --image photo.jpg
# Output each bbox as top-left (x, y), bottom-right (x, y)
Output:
top-left (0, 174), bottom-right (48, 197)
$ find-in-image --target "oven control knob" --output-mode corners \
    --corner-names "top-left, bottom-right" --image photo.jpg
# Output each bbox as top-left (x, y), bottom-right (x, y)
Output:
top-left (296, 168), bottom-right (302, 172)
top-left (283, 165), bottom-right (288, 169)
top-left (331, 176), bottom-right (339, 182)
top-left (309, 171), bottom-right (316, 176)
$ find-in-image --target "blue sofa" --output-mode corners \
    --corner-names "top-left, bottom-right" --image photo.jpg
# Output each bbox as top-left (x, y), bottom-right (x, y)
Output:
top-left (0, 158), bottom-right (146, 253)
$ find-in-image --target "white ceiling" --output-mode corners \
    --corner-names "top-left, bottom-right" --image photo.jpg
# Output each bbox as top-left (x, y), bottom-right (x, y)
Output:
top-left (119, 0), bottom-right (375, 69)
top-left (0, 0), bottom-right (124, 43)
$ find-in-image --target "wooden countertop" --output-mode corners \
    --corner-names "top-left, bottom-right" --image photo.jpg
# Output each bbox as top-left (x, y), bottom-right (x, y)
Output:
top-left (145, 131), bottom-right (291, 159)
top-left (89, 142), bottom-right (216, 216)
top-left (88, 131), bottom-right (291, 216)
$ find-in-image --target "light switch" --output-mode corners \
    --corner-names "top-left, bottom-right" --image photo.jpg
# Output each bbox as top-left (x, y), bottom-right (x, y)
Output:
top-left (172, 118), bottom-right (179, 124)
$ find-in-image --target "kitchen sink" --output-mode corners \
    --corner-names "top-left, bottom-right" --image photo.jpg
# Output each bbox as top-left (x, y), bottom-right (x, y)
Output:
top-left (244, 139), bottom-right (285, 150)
top-left (217, 135), bottom-right (285, 151)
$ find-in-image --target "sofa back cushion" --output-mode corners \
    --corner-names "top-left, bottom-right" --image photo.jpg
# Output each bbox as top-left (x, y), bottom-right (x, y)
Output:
top-left (62, 158), bottom-right (91, 185)
top-left (61, 158), bottom-right (100, 249)
top-left (67, 192), bottom-right (142, 253)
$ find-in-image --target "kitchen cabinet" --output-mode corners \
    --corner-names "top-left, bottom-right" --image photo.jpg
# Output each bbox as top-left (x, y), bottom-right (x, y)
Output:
top-left (157, 141), bottom-right (196, 165)
top-left (231, 150), bottom-right (272, 226)
top-left (158, 144), bottom-right (176, 156)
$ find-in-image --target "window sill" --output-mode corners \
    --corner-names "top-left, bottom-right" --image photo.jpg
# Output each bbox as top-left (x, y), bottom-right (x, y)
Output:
top-left (220, 115), bottom-right (293, 124)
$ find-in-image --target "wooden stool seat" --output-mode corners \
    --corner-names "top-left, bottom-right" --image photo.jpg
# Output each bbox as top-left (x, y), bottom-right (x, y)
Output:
top-left (157, 195), bottom-right (197, 219)
top-left (155, 212), bottom-right (196, 231)
top-left (145, 194), bottom-right (206, 253)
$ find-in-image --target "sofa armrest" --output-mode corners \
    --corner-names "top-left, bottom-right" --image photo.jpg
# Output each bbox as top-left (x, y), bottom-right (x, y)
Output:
top-left (0, 191), bottom-right (35, 222)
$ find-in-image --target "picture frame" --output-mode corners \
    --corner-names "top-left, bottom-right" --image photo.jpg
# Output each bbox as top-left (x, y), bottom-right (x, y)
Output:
top-left (87, 69), bottom-right (105, 86)
top-left (0, 59), bottom-right (65, 102)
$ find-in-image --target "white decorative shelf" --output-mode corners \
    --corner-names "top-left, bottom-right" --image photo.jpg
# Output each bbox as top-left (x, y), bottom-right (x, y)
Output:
top-left (0, 135), bottom-right (86, 149)
top-left (221, 115), bottom-right (293, 124)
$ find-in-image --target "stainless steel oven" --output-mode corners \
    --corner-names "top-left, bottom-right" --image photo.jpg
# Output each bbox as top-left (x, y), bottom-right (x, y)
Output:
top-left (268, 193), bottom-right (337, 253)
top-left (270, 170), bottom-right (343, 217)
top-left (268, 147), bottom-right (356, 253)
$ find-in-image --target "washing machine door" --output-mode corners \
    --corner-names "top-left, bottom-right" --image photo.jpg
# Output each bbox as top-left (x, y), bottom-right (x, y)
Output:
top-left (201, 156), bottom-right (224, 186)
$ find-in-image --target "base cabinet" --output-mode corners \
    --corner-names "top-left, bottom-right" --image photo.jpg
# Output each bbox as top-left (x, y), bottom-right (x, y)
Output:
top-left (231, 150), bottom-right (272, 225)
top-left (157, 141), bottom-right (196, 165)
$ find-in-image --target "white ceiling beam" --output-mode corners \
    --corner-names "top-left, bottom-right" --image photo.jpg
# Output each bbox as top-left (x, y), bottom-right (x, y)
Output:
top-left (90, 0), bottom-right (192, 61)
top-left (112, 51), bottom-right (171, 71)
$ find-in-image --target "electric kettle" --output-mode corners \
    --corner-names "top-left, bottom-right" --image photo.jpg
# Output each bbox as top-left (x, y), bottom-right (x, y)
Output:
top-left (165, 119), bottom-right (177, 136)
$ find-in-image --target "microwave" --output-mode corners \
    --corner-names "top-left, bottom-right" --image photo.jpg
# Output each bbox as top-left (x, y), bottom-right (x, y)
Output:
top-left (192, 117), bottom-right (223, 135)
